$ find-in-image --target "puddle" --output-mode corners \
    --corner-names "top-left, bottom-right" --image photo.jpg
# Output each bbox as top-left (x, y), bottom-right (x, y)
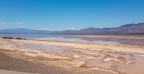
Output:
top-left (33, 37), bottom-right (120, 45)
top-left (21, 42), bottom-right (73, 51)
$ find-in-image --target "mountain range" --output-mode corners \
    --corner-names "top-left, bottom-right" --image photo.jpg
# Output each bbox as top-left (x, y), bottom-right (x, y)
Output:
top-left (0, 22), bottom-right (144, 35)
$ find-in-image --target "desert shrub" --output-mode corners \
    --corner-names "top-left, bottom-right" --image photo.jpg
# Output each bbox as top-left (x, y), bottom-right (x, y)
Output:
top-left (2, 37), bottom-right (14, 39)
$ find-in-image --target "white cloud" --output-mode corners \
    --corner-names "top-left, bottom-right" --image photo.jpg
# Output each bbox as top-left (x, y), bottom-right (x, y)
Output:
top-left (38, 27), bottom-right (51, 31)
top-left (0, 22), bottom-right (7, 25)
top-left (70, 27), bottom-right (76, 30)
top-left (9, 22), bottom-right (13, 24)
top-left (0, 22), bottom-right (23, 25)
top-left (14, 22), bottom-right (23, 25)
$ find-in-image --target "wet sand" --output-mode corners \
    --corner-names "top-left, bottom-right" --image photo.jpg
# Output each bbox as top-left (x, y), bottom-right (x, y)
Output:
top-left (0, 38), bottom-right (144, 74)
top-left (0, 48), bottom-right (117, 74)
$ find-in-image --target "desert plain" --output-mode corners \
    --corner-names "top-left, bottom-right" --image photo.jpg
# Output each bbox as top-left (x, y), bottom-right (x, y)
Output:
top-left (0, 35), bottom-right (144, 74)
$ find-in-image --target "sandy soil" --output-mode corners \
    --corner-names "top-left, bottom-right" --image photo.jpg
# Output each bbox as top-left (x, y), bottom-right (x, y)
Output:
top-left (0, 70), bottom-right (35, 74)
top-left (0, 38), bottom-right (144, 74)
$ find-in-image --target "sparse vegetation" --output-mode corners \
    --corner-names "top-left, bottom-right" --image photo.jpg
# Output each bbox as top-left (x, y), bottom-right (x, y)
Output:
top-left (2, 37), bottom-right (26, 40)
top-left (2, 37), bottom-right (14, 39)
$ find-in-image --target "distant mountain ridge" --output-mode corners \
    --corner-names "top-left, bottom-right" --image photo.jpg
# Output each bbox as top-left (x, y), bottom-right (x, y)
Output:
top-left (0, 22), bottom-right (144, 34)
top-left (57, 22), bottom-right (144, 35)
top-left (0, 28), bottom-right (51, 34)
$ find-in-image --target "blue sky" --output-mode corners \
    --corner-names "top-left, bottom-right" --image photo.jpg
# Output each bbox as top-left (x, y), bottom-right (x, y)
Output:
top-left (0, 0), bottom-right (144, 31)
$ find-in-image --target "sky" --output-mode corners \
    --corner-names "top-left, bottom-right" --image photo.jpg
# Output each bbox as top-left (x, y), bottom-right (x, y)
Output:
top-left (0, 0), bottom-right (144, 31)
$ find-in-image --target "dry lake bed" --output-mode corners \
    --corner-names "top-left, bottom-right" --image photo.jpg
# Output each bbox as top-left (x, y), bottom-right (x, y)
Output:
top-left (0, 34), bottom-right (144, 74)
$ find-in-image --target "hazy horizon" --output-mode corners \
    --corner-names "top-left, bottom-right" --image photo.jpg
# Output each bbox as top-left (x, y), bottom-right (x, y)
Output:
top-left (0, 22), bottom-right (144, 31)
top-left (0, 0), bottom-right (144, 31)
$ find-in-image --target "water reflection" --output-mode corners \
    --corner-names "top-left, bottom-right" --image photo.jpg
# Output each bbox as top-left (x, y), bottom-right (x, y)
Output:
top-left (1, 34), bottom-right (144, 46)
top-left (33, 37), bottom-right (120, 45)
top-left (21, 42), bottom-right (73, 51)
